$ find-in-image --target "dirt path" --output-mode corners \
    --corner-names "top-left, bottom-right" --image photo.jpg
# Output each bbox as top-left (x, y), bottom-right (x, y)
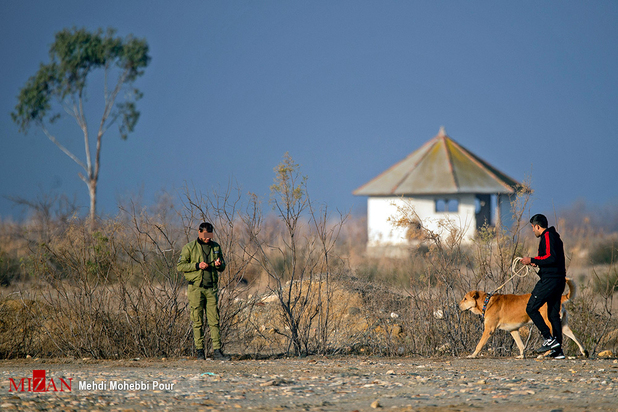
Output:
top-left (1, 356), bottom-right (617, 411)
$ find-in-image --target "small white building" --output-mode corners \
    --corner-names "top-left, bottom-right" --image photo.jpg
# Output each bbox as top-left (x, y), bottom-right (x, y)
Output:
top-left (353, 127), bottom-right (523, 248)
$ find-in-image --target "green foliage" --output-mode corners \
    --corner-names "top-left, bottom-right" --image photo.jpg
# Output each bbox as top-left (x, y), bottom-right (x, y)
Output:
top-left (0, 249), bottom-right (22, 286)
top-left (85, 231), bottom-right (112, 279)
top-left (589, 239), bottom-right (618, 265)
top-left (11, 27), bottom-right (151, 226)
top-left (117, 98), bottom-right (142, 140)
top-left (12, 27), bottom-right (150, 138)
top-left (270, 152), bottom-right (308, 218)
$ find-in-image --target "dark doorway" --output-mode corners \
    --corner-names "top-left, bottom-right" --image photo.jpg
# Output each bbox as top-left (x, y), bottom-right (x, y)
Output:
top-left (475, 194), bottom-right (491, 230)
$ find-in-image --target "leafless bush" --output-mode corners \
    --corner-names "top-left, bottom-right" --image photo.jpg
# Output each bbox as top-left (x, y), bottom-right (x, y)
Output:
top-left (0, 194), bottom-right (193, 359)
top-left (114, 202), bottom-right (191, 357)
top-left (22, 217), bottom-right (189, 358)
top-left (1, 178), bottom-right (618, 359)
top-left (0, 292), bottom-right (46, 358)
top-left (5, 191), bottom-right (78, 245)
top-left (239, 154), bottom-right (348, 356)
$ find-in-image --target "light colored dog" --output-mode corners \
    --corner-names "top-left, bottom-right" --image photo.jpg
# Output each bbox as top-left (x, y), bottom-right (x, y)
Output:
top-left (459, 279), bottom-right (588, 358)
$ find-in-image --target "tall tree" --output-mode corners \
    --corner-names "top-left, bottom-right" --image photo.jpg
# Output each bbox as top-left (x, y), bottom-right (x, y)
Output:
top-left (12, 27), bottom-right (150, 228)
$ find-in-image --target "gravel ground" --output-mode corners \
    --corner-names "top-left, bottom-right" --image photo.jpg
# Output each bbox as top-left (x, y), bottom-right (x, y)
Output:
top-left (1, 356), bottom-right (617, 411)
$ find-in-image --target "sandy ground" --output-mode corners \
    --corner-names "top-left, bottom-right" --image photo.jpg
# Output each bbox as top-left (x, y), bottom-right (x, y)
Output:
top-left (1, 355), bottom-right (617, 411)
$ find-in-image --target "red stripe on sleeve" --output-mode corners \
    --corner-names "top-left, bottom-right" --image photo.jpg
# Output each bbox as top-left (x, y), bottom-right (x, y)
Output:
top-left (536, 231), bottom-right (552, 260)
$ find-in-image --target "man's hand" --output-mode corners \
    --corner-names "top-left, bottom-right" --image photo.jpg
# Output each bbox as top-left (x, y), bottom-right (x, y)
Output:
top-left (198, 262), bottom-right (209, 270)
top-left (214, 258), bottom-right (222, 267)
top-left (521, 257), bottom-right (532, 265)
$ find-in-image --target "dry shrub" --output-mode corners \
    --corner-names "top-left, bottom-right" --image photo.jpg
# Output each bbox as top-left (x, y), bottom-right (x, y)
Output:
top-left (235, 277), bottom-right (363, 355)
top-left (2, 180), bottom-right (618, 359)
top-left (370, 186), bottom-right (618, 358)
top-left (0, 295), bottom-right (49, 358)
top-left (10, 216), bottom-right (192, 358)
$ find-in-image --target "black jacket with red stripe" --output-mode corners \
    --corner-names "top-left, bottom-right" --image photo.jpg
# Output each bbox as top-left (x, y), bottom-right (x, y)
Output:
top-left (531, 226), bottom-right (566, 279)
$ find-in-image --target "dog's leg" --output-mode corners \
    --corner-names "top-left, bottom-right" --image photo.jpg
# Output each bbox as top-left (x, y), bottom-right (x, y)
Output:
top-left (561, 309), bottom-right (588, 357)
top-left (562, 324), bottom-right (588, 357)
top-left (468, 324), bottom-right (496, 358)
top-left (510, 330), bottom-right (526, 359)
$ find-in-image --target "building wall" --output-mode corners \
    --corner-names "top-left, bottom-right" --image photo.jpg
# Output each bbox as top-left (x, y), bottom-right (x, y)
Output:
top-left (367, 195), bottom-right (478, 247)
top-left (496, 193), bottom-right (516, 230)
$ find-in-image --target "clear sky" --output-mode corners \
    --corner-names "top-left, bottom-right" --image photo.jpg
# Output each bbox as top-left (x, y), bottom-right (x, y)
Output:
top-left (1, 1), bottom-right (617, 222)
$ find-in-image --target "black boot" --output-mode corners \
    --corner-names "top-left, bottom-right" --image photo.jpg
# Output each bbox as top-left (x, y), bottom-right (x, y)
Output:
top-left (196, 349), bottom-right (205, 360)
top-left (213, 349), bottom-right (230, 361)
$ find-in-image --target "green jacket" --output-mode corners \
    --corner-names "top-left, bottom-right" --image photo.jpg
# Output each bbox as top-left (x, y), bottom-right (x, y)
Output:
top-left (176, 239), bottom-right (226, 287)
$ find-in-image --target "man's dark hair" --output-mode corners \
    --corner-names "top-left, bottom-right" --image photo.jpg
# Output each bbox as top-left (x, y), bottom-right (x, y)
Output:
top-left (529, 214), bottom-right (548, 228)
top-left (199, 222), bottom-right (214, 232)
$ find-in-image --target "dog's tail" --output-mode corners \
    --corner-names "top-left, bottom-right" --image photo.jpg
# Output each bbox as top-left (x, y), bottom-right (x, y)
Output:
top-left (561, 278), bottom-right (576, 303)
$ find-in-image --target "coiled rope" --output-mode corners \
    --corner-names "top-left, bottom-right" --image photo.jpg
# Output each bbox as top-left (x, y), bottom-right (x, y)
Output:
top-left (492, 257), bottom-right (538, 294)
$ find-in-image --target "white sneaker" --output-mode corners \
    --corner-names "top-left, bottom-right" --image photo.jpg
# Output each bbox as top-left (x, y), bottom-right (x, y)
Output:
top-left (536, 337), bottom-right (560, 352)
top-left (549, 348), bottom-right (565, 359)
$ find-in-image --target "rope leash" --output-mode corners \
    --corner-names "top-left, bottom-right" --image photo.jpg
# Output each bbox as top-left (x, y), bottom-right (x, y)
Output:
top-left (482, 257), bottom-right (537, 317)
top-left (493, 257), bottom-right (537, 294)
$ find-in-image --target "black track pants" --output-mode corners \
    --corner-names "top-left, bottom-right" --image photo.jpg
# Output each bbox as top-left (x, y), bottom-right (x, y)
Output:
top-left (526, 277), bottom-right (566, 343)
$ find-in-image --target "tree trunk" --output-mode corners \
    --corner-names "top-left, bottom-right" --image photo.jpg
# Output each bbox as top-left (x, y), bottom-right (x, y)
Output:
top-left (88, 179), bottom-right (97, 230)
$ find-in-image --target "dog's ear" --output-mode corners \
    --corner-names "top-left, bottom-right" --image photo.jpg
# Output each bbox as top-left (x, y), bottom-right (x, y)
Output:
top-left (472, 291), bottom-right (480, 299)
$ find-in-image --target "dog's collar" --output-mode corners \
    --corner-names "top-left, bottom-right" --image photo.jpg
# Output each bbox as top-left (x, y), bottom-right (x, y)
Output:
top-left (481, 293), bottom-right (493, 317)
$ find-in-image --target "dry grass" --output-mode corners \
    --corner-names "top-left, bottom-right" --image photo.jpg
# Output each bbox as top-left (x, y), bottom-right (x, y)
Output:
top-left (1, 186), bottom-right (618, 359)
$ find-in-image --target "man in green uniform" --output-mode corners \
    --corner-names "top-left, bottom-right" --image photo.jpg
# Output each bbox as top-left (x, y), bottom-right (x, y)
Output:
top-left (177, 222), bottom-right (230, 360)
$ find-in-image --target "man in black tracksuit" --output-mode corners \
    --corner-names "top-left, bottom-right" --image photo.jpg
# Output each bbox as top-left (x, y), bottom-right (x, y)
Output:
top-left (521, 214), bottom-right (566, 359)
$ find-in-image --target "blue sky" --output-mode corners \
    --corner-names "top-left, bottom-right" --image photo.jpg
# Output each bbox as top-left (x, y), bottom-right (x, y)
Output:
top-left (1, 1), bottom-right (617, 222)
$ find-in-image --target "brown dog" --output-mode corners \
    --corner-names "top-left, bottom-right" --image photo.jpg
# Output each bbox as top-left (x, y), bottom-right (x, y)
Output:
top-left (459, 279), bottom-right (587, 358)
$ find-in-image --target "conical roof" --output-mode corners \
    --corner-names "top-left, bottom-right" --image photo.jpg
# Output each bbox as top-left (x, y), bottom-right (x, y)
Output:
top-left (353, 127), bottom-right (521, 196)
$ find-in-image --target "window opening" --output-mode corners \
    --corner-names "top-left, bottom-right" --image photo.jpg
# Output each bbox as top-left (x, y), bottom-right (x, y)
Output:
top-left (435, 198), bottom-right (459, 213)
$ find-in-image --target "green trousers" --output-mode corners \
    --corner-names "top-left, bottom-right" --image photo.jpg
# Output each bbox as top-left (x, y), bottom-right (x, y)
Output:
top-left (188, 284), bottom-right (221, 350)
